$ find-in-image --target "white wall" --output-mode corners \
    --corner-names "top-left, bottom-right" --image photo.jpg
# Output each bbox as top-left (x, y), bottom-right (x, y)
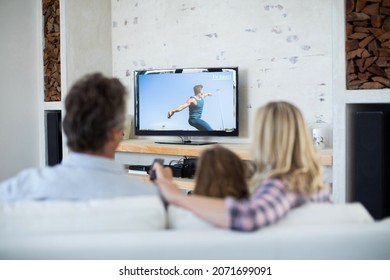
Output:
top-left (111, 0), bottom-right (333, 141)
top-left (0, 0), bottom-right (42, 181)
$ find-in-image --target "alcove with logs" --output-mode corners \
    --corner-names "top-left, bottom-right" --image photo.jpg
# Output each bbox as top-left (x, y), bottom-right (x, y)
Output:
top-left (346, 0), bottom-right (390, 89)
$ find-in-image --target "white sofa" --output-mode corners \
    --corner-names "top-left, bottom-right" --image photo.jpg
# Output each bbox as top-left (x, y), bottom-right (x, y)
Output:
top-left (0, 196), bottom-right (389, 260)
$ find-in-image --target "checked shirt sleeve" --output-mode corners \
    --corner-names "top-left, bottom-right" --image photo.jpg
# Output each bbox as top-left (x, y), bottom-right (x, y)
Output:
top-left (225, 178), bottom-right (293, 232)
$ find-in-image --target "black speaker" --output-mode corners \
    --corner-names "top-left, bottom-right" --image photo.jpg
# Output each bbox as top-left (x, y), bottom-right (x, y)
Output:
top-left (182, 157), bottom-right (197, 179)
top-left (354, 111), bottom-right (390, 220)
top-left (46, 110), bottom-right (63, 166)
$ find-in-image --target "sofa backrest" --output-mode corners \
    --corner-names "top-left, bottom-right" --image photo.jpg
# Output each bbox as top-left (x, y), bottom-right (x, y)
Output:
top-left (167, 202), bottom-right (374, 230)
top-left (0, 198), bottom-right (375, 235)
top-left (277, 202), bottom-right (374, 226)
top-left (0, 196), bottom-right (166, 236)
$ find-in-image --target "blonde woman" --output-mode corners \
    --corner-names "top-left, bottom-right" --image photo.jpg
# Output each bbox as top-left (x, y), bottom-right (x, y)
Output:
top-left (153, 101), bottom-right (331, 231)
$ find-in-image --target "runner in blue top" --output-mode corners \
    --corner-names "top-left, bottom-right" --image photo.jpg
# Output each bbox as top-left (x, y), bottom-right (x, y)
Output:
top-left (167, 84), bottom-right (213, 131)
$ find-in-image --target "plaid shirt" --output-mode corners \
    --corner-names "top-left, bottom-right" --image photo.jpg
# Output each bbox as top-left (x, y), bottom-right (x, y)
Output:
top-left (225, 178), bottom-right (331, 231)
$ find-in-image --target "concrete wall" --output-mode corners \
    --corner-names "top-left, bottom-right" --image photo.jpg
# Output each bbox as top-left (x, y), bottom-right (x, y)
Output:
top-left (111, 0), bottom-right (333, 141)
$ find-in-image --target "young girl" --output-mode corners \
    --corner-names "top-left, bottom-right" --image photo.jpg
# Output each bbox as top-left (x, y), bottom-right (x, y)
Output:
top-left (192, 144), bottom-right (249, 199)
top-left (153, 101), bottom-right (331, 231)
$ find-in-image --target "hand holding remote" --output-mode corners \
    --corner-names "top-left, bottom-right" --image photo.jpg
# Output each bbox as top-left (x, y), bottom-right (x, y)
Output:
top-left (149, 158), bottom-right (164, 181)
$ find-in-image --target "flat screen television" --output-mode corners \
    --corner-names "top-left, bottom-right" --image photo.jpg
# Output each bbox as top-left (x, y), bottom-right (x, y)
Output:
top-left (134, 67), bottom-right (238, 145)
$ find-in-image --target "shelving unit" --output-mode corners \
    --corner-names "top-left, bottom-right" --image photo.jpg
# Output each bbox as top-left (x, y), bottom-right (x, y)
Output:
top-left (128, 172), bottom-right (195, 191)
top-left (116, 139), bottom-right (333, 165)
top-left (38, 0), bottom-right (112, 167)
top-left (39, 0), bottom-right (67, 167)
top-left (332, 1), bottom-right (390, 203)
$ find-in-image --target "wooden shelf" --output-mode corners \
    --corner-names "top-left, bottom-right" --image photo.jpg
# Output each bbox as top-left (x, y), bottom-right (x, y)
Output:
top-left (117, 139), bottom-right (333, 166)
top-left (127, 173), bottom-right (195, 190)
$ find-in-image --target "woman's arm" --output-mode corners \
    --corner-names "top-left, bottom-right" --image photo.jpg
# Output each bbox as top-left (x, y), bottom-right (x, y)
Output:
top-left (227, 179), bottom-right (292, 231)
top-left (153, 163), bottom-right (229, 228)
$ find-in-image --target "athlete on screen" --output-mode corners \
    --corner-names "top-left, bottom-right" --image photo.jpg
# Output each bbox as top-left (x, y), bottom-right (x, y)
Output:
top-left (167, 84), bottom-right (213, 131)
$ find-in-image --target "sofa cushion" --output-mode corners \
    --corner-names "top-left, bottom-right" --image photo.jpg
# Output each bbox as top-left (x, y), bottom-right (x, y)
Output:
top-left (168, 202), bottom-right (374, 230)
top-left (168, 205), bottom-right (215, 230)
top-left (0, 196), bottom-right (166, 236)
top-left (277, 202), bottom-right (374, 226)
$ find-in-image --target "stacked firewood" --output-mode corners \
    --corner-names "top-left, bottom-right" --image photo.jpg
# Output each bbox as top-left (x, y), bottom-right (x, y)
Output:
top-left (43, 0), bottom-right (61, 101)
top-left (346, 0), bottom-right (390, 89)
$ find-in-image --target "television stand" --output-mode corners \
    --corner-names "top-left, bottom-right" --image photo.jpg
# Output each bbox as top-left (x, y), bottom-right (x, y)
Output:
top-left (116, 139), bottom-right (333, 166)
top-left (155, 136), bottom-right (217, 145)
top-left (155, 140), bottom-right (217, 146)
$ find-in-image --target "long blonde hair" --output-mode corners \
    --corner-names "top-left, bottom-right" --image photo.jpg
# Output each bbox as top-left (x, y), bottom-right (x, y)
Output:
top-left (250, 101), bottom-right (324, 195)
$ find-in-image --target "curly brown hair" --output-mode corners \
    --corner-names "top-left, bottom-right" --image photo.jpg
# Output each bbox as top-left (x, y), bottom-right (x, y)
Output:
top-left (63, 73), bottom-right (128, 152)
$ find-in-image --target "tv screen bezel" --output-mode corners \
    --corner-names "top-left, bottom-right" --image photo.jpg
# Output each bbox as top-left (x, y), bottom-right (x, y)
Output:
top-left (134, 66), bottom-right (239, 137)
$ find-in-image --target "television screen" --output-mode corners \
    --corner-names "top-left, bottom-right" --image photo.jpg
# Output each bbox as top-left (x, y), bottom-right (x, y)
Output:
top-left (134, 67), bottom-right (238, 143)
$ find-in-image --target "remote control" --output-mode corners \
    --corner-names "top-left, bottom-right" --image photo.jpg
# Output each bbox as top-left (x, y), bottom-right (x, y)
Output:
top-left (149, 158), bottom-right (164, 181)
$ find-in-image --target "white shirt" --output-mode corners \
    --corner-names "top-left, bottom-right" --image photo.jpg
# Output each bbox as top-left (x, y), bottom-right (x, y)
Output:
top-left (0, 153), bottom-right (158, 201)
